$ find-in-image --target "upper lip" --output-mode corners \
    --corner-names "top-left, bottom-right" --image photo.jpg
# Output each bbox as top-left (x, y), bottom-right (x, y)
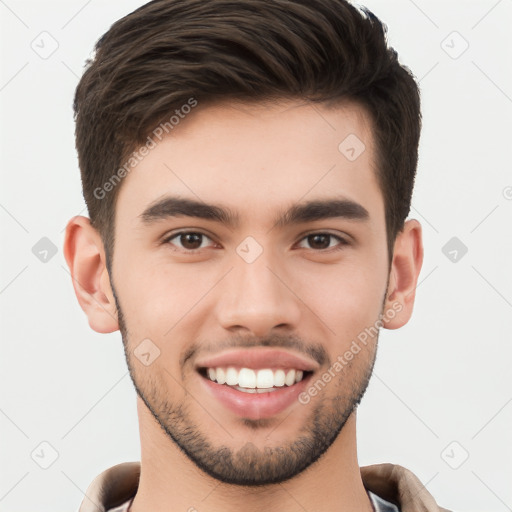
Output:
top-left (195, 348), bottom-right (319, 372)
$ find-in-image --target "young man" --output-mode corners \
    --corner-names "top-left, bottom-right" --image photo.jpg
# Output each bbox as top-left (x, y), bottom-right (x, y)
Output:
top-left (64, 1), bottom-right (451, 511)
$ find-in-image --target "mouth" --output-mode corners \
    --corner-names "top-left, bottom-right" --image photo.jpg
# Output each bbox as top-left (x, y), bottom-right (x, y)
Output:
top-left (197, 365), bottom-right (315, 420)
top-left (198, 366), bottom-right (314, 391)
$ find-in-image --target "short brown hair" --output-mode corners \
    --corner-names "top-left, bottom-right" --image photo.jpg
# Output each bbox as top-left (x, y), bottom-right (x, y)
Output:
top-left (73, 0), bottom-right (421, 272)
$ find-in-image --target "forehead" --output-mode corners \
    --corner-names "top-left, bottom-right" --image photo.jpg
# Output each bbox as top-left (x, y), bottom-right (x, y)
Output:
top-left (115, 99), bottom-right (383, 230)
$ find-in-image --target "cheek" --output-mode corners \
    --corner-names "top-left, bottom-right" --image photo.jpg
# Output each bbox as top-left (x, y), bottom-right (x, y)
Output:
top-left (297, 260), bottom-right (385, 342)
top-left (117, 251), bottom-right (201, 314)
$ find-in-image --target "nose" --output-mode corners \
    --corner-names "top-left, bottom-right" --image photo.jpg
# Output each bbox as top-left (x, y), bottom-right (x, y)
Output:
top-left (215, 248), bottom-right (301, 337)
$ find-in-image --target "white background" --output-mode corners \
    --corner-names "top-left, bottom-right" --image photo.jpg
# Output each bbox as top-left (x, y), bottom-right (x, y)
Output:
top-left (0, 1), bottom-right (511, 511)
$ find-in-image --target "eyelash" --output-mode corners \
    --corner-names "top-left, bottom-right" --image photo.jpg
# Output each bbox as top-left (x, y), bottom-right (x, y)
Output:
top-left (161, 230), bottom-right (350, 253)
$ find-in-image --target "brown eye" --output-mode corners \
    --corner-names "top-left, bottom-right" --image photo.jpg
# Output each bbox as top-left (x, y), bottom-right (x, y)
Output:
top-left (307, 234), bottom-right (331, 249)
top-left (179, 233), bottom-right (203, 250)
top-left (163, 231), bottom-right (214, 252)
top-left (297, 233), bottom-right (349, 251)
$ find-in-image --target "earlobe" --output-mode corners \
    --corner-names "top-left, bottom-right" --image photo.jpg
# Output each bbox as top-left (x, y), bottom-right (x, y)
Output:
top-left (382, 219), bottom-right (424, 330)
top-left (63, 216), bottom-right (119, 334)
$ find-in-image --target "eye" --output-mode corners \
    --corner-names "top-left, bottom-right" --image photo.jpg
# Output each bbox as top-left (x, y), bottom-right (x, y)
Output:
top-left (296, 232), bottom-right (349, 251)
top-left (162, 230), bottom-right (349, 253)
top-left (163, 231), bottom-right (216, 252)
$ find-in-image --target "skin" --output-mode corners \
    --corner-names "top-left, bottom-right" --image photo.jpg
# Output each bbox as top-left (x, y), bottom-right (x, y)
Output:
top-left (64, 99), bottom-right (423, 512)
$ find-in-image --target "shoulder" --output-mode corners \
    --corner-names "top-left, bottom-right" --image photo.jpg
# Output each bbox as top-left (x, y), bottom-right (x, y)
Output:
top-left (361, 463), bottom-right (453, 512)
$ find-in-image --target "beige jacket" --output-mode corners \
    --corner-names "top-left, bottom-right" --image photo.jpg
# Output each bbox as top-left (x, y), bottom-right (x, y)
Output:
top-left (78, 461), bottom-right (452, 512)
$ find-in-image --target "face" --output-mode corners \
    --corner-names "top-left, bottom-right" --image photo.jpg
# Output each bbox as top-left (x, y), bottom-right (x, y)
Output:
top-left (110, 99), bottom-right (391, 485)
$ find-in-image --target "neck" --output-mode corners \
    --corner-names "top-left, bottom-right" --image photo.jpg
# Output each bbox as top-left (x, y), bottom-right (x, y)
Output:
top-left (130, 397), bottom-right (373, 512)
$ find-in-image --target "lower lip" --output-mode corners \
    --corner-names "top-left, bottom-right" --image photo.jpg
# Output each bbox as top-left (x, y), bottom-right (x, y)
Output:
top-left (199, 372), bottom-right (313, 420)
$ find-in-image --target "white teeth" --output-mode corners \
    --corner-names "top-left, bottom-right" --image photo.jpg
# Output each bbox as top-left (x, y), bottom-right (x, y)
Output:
top-left (284, 369), bottom-right (296, 386)
top-left (216, 367), bottom-right (226, 385)
top-left (238, 368), bottom-right (256, 388)
top-left (204, 366), bottom-right (307, 388)
top-left (256, 369), bottom-right (274, 388)
top-left (233, 385), bottom-right (280, 393)
top-left (225, 367), bottom-right (238, 386)
top-left (274, 369), bottom-right (285, 387)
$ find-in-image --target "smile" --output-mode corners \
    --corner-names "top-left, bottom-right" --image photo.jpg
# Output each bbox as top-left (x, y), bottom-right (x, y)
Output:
top-left (197, 366), bottom-right (314, 420)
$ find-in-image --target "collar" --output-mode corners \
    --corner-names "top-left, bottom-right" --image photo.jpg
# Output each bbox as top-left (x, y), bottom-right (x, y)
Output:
top-left (78, 461), bottom-right (451, 512)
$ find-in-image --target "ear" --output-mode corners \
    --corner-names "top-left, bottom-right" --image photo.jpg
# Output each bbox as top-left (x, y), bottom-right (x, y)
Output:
top-left (382, 219), bottom-right (424, 330)
top-left (63, 216), bottom-right (119, 333)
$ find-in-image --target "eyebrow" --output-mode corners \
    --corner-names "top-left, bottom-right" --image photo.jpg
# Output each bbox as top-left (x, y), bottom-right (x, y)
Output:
top-left (138, 196), bottom-right (370, 229)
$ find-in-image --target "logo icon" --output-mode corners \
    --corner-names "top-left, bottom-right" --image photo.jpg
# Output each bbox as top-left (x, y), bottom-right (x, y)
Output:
top-left (236, 236), bottom-right (263, 264)
top-left (441, 441), bottom-right (469, 469)
top-left (30, 31), bottom-right (59, 60)
top-left (31, 441), bottom-right (59, 469)
top-left (134, 338), bottom-right (161, 366)
top-left (442, 237), bottom-right (468, 263)
top-left (441, 31), bottom-right (469, 60)
top-left (338, 134), bottom-right (366, 162)
top-left (32, 237), bottom-right (58, 263)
